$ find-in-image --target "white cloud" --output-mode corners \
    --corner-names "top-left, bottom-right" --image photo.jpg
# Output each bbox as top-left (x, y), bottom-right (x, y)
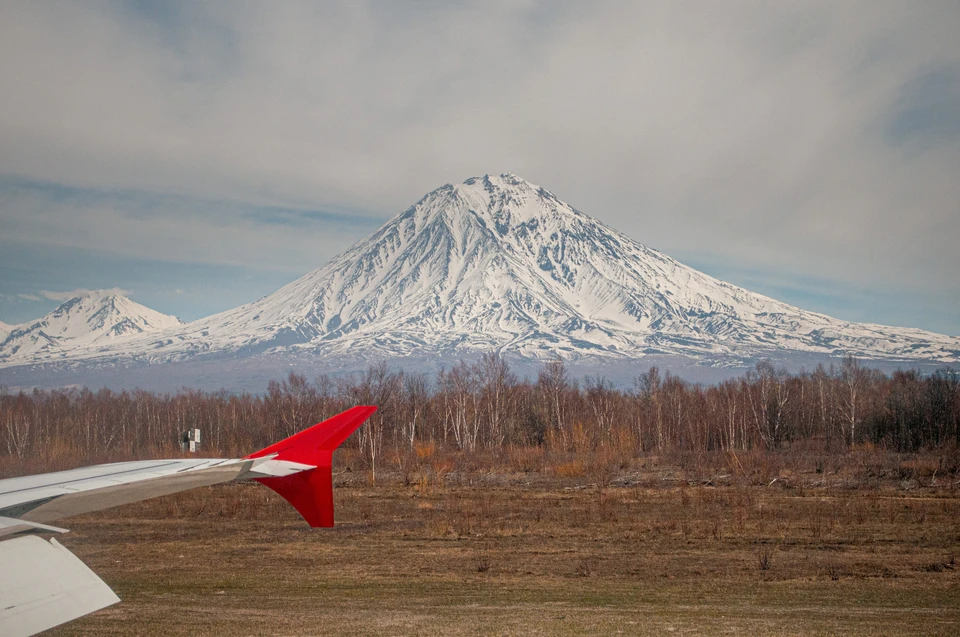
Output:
top-left (0, 1), bottom-right (958, 331)
top-left (38, 288), bottom-right (131, 301)
top-left (0, 183), bottom-right (374, 272)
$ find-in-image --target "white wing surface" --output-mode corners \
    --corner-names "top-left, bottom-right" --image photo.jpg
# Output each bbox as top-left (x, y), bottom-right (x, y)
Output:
top-left (0, 459), bottom-right (253, 527)
top-left (0, 536), bottom-right (120, 637)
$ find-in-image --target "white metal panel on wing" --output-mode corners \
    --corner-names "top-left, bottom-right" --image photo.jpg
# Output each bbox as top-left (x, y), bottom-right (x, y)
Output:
top-left (0, 456), bottom-right (318, 525)
top-left (0, 459), bottom-right (241, 506)
top-left (0, 458), bottom-right (253, 524)
top-left (0, 535), bottom-right (120, 637)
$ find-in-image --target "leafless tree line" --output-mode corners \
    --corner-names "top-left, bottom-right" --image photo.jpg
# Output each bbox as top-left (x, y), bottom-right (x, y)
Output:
top-left (1, 355), bottom-right (958, 475)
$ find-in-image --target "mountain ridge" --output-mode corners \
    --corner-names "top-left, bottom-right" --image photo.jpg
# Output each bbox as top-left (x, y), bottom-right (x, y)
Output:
top-left (2, 174), bottom-right (958, 375)
top-left (0, 292), bottom-right (183, 365)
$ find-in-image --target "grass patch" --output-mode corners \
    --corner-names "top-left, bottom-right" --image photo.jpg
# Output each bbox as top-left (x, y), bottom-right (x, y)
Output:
top-left (48, 475), bottom-right (960, 636)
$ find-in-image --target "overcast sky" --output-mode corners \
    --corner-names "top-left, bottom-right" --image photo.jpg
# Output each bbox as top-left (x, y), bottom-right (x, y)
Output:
top-left (1, 1), bottom-right (958, 336)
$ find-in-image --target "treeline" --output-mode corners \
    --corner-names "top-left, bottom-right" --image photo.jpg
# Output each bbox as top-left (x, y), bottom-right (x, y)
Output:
top-left (1, 355), bottom-right (958, 477)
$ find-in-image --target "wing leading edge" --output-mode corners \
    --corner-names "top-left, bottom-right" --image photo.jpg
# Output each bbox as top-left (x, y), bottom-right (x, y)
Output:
top-left (0, 405), bottom-right (375, 636)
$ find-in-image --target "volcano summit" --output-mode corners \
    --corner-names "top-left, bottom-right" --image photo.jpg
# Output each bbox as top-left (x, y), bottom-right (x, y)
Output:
top-left (1, 174), bottom-right (957, 388)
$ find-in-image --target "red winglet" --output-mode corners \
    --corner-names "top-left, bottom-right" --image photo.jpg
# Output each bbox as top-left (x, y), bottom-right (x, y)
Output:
top-left (246, 406), bottom-right (376, 527)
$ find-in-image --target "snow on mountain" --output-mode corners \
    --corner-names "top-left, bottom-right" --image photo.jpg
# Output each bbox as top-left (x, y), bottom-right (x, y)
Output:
top-left (0, 321), bottom-right (12, 340)
top-left (2, 174), bottom-right (958, 370)
top-left (0, 292), bottom-right (183, 365)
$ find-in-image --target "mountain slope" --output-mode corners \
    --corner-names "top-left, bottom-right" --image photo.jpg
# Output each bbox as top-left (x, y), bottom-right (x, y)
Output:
top-left (0, 293), bottom-right (183, 364)
top-left (2, 175), bottom-right (958, 370)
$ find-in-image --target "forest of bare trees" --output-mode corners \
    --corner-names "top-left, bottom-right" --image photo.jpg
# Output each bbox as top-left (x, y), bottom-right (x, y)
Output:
top-left (2, 355), bottom-right (958, 478)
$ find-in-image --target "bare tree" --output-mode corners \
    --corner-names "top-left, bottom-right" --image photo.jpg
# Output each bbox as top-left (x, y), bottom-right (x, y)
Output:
top-left (635, 367), bottom-right (664, 451)
top-left (478, 353), bottom-right (516, 447)
top-left (745, 361), bottom-right (790, 449)
top-left (538, 358), bottom-right (570, 449)
top-left (402, 373), bottom-right (428, 448)
top-left (348, 363), bottom-right (402, 483)
top-left (839, 356), bottom-right (864, 446)
top-left (586, 376), bottom-right (616, 442)
top-left (3, 351), bottom-right (960, 478)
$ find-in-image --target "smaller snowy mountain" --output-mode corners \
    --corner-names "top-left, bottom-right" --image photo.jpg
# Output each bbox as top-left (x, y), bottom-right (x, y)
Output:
top-left (0, 321), bottom-right (12, 340)
top-left (0, 293), bottom-right (183, 365)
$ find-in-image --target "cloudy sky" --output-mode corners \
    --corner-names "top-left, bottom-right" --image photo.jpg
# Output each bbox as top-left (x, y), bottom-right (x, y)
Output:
top-left (1, 1), bottom-right (958, 335)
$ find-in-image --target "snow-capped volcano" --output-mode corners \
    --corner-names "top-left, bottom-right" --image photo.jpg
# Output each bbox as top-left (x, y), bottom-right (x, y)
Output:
top-left (2, 175), bottom-right (958, 375)
top-left (22, 173), bottom-right (959, 368)
top-left (0, 292), bottom-right (183, 364)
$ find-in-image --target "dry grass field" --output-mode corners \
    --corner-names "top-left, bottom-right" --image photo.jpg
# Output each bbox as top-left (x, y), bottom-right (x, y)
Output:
top-left (47, 459), bottom-right (960, 637)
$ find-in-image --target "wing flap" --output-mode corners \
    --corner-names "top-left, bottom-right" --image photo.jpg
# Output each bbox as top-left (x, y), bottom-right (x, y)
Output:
top-left (0, 516), bottom-right (69, 538)
top-left (0, 535), bottom-right (119, 637)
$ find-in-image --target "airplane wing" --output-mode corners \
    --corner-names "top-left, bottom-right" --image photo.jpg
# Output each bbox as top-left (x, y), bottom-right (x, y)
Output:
top-left (0, 405), bottom-right (375, 637)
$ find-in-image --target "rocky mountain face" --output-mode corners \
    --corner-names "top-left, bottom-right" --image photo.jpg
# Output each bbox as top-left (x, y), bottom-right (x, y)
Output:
top-left (0, 293), bottom-right (183, 365)
top-left (2, 174), bottom-right (957, 377)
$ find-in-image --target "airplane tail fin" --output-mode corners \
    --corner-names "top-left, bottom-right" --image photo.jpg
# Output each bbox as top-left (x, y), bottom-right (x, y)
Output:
top-left (245, 406), bottom-right (376, 527)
